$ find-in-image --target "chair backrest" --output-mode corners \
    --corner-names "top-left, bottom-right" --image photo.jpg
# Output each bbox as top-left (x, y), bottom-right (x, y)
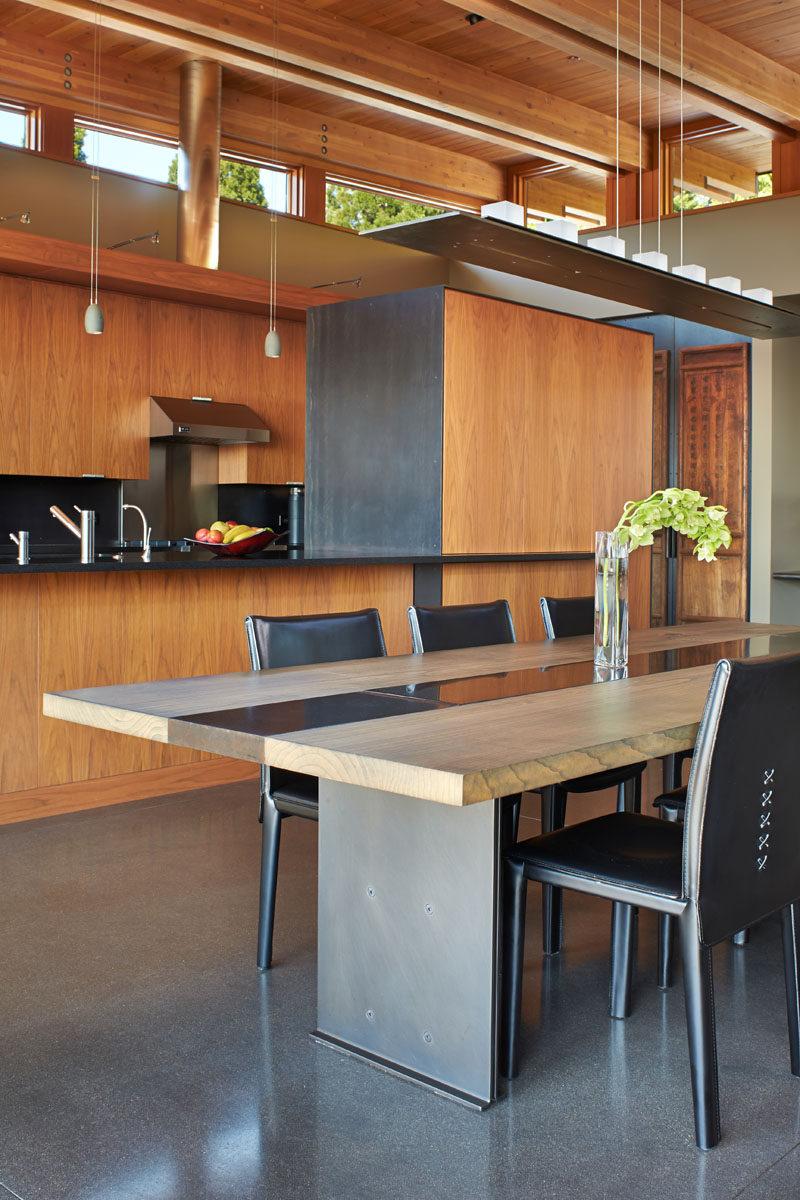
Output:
top-left (245, 608), bottom-right (386, 671)
top-left (539, 595), bottom-right (594, 640)
top-left (407, 600), bottom-right (516, 653)
top-left (684, 653), bottom-right (800, 945)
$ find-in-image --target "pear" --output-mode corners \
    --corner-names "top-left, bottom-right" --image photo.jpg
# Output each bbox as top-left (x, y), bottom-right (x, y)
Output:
top-left (210, 521), bottom-right (229, 535)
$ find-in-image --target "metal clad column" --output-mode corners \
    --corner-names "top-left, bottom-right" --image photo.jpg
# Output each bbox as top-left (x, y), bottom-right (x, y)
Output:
top-left (315, 781), bottom-right (500, 1107)
top-left (177, 60), bottom-right (221, 269)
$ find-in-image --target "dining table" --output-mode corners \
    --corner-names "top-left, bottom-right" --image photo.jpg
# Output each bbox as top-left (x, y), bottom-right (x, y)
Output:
top-left (43, 618), bottom-right (800, 1110)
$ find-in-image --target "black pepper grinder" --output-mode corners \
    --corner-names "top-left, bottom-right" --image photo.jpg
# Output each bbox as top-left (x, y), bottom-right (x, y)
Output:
top-left (287, 482), bottom-right (305, 547)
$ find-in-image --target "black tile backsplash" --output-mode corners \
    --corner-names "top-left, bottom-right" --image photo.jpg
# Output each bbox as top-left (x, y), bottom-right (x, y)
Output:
top-left (0, 475), bottom-right (121, 550)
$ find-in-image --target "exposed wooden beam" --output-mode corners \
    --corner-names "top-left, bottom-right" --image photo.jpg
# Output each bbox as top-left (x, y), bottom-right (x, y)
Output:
top-left (0, 27), bottom-right (505, 201)
top-left (19, 0), bottom-right (646, 170)
top-left (444, 0), bottom-right (796, 140)
top-left (0, 26), bottom-right (179, 134)
top-left (222, 91), bottom-right (505, 203)
top-left (659, 117), bottom-right (739, 144)
top-left (675, 145), bottom-right (757, 198)
top-left (523, 173), bottom-right (605, 219)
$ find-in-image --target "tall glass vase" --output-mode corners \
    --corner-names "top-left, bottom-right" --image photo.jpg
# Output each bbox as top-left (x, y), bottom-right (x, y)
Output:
top-left (594, 531), bottom-right (629, 670)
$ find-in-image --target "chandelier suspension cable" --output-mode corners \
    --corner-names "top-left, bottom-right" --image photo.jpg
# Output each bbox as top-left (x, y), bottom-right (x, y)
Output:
top-left (638, 0), bottom-right (643, 255)
top-left (265, 0), bottom-right (282, 357)
top-left (657, 0), bottom-right (662, 253)
top-left (681, 0), bottom-right (686, 270)
top-left (615, 0), bottom-right (620, 239)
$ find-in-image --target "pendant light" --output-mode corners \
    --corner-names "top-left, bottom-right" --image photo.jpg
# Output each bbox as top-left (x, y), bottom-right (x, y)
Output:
top-left (587, 0), bottom-right (626, 257)
top-left (84, 4), bottom-right (104, 335)
top-left (670, 0), bottom-right (706, 283)
top-left (633, 0), bottom-right (669, 270)
top-left (265, 0), bottom-right (282, 359)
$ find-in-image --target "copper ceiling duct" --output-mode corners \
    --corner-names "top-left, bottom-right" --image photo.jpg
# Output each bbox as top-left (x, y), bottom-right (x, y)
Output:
top-left (177, 60), bottom-right (221, 269)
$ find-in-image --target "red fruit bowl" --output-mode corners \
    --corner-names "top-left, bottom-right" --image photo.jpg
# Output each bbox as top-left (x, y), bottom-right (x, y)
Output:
top-left (186, 528), bottom-right (282, 556)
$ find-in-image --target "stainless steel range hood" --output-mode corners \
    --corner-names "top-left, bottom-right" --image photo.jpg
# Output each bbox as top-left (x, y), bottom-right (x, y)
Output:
top-left (150, 396), bottom-right (270, 445)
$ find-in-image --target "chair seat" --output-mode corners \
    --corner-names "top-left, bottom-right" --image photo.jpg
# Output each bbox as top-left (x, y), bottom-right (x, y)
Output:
top-left (509, 812), bottom-right (684, 899)
top-left (559, 760), bottom-right (646, 794)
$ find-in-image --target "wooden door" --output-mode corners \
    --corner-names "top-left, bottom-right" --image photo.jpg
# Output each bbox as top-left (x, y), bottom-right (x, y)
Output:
top-left (676, 343), bottom-right (750, 620)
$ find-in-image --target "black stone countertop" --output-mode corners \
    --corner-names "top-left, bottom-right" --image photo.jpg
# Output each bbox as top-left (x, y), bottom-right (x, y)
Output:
top-left (0, 546), bottom-right (592, 575)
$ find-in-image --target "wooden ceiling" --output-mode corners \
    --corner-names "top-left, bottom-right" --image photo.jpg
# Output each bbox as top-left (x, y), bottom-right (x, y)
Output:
top-left (1, 0), bottom-right (798, 221)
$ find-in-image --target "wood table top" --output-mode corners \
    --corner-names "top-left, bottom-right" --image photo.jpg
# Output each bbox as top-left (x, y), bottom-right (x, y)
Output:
top-left (43, 621), bottom-right (800, 806)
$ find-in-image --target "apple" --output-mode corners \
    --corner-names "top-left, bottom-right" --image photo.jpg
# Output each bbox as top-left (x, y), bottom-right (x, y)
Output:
top-left (195, 528), bottom-right (210, 541)
top-left (207, 529), bottom-right (224, 543)
top-left (225, 520), bottom-right (238, 528)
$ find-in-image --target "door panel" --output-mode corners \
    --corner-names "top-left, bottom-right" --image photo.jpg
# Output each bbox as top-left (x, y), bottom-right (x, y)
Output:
top-left (677, 343), bottom-right (749, 621)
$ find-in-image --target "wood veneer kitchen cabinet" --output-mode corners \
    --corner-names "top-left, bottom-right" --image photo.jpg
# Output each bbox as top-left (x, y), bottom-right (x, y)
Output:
top-left (442, 291), bottom-right (653, 554)
top-left (0, 562), bottom-right (415, 817)
top-left (90, 292), bottom-right (150, 479)
top-left (12, 280), bottom-right (149, 479)
top-left (0, 576), bottom-right (38, 793)
top-left (0, 275), bottom-right (31, 474)
top-left (441, 554), bottom-right (650, 639)
top-left (306, 286), bottom-right (653, 557)
top-left (149, 300), bottom-right (306, 486)
top-left (29, 281), bottom-right (92, 477)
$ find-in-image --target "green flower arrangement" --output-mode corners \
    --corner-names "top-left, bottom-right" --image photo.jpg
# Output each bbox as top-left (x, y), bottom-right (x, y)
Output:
top-left (613, 487), bottom-right (732, 562)
top-left (595, 488), bottom-right (732, 668)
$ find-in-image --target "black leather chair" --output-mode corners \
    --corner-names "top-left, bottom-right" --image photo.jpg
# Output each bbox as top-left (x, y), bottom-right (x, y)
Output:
top-left (407, 600), bottom-right (521, 848)
top-left (408, 599), bottom-right (517, 653)
top-left (538, 596), bottom-right (647, 953)
top-left (501, 652), bottom-right (800, 1149)
top-left (245, 608), bottom-right (387, 969)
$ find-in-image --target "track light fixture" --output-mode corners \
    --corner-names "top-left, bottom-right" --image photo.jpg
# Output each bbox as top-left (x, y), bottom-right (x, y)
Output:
top-left (107, 231), bottom-right (160, 249)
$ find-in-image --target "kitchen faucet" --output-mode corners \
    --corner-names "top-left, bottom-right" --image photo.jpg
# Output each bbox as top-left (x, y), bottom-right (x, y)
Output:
top-left (122, 504), bottom-right (152, 561)
top-left (50, 505), bottom-right (96, 563)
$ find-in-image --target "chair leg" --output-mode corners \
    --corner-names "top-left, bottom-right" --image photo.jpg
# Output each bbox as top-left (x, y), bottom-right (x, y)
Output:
top-left (500, 793), bottom-right (522, 849)
top-left (656, 804), bottom-right (682, 990)
top-left (657, 913), bottom-right (676, 990)
top-left (540, 787), bottom-right (567, 955)
top-left (679, 908), bottom-right (720, 1150)
top-left (617, 772), bottom-right (642, 815)
top-left (781, 904), bottom-right (800, 1077)
top-left (662, 753), bottom-right (681, 792)
top-left (501, 860), bottom-right (528, 1079)
top-left (256, 796), bottom-right (283, 971)
top-left (609, 902), bottom-right (635, 1019)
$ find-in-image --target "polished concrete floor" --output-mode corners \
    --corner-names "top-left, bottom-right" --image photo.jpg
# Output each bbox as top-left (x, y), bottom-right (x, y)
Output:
top-left (2, 778), bottom-right (800, 1200)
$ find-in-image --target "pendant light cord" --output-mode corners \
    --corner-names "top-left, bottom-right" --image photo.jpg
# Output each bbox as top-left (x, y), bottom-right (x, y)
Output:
top-left (89, 3), bottom-right (101, 305)
top-left (268, 0), bottom-right (279, 335)
top-left (679, 0), bottom-right (684, 268)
